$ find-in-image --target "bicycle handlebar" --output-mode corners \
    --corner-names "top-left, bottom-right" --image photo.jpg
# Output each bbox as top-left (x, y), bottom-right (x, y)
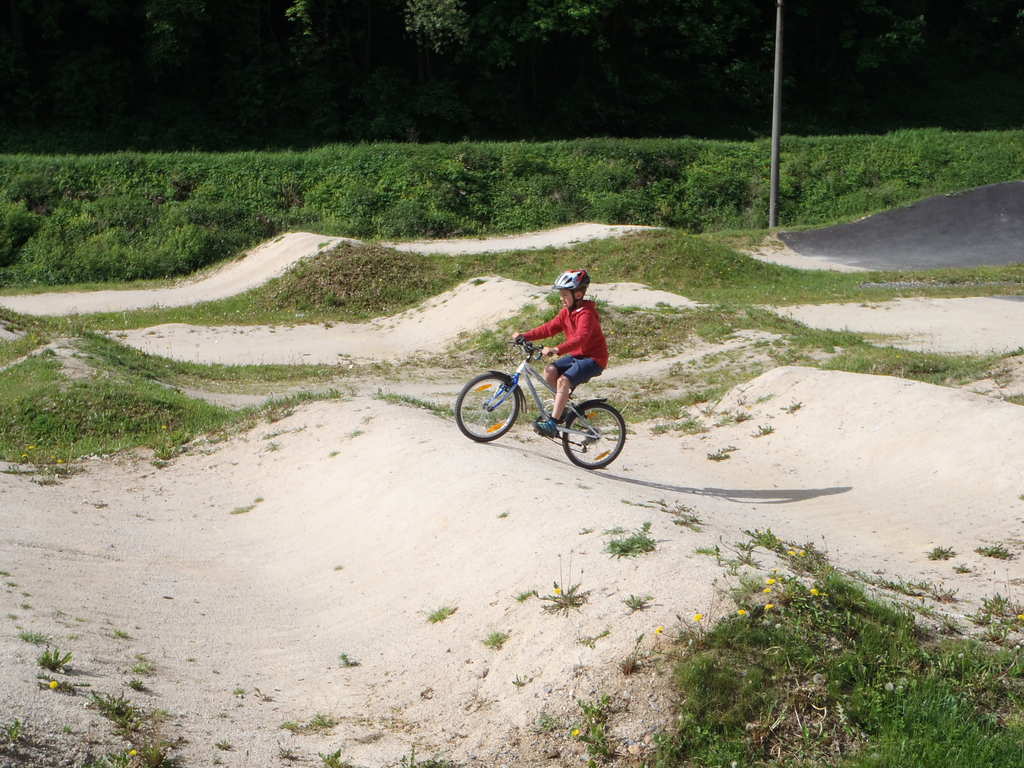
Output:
top-left (511, 337), bottom-right (544, 361)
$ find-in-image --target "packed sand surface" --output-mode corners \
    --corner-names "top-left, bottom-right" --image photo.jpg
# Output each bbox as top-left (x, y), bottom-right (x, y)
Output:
top-left (3, 225), bottom-right (1024, 766)
top-left (110, 278), bottom-right (700, 366)
top-left (4, 368), bottom-right (1024, 767)
top-left (776, 296), bottom-right (1024, 355)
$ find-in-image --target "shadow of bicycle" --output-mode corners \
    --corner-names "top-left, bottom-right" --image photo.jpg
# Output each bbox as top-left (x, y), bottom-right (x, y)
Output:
top-left (596, 471), bottom-right (852, 505)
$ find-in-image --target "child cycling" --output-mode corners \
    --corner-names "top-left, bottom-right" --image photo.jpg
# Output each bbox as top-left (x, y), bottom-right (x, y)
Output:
top-left (511, 269), bottom-right (608, 437)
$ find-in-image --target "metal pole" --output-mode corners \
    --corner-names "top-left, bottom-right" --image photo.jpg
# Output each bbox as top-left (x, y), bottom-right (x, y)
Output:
top-left (768, 0), bottom-right (784, 228)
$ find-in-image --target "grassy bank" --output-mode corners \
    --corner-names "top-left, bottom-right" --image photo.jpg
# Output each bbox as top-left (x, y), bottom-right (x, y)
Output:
top-left (652, 533), bottom-right (1024, 767)
top-left (0, 336), bottom-right (343, 466)
top-left (1, 130), bottom-right (1021, 286)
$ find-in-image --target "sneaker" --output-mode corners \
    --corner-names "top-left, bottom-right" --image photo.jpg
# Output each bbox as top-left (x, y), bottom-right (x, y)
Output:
top-left (533, 417), bottom-right (559, 437)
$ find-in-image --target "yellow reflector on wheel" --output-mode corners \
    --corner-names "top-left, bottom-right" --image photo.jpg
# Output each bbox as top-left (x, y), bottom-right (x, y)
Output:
top-left (486, 422), bottom-right (505, 433)
top-left (595, 451), bottom-right (610, 461)
top-left (474, 383), bottom-right (494, 392)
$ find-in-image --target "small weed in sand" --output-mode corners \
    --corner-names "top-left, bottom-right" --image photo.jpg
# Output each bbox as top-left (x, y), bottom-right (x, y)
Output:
top-left (606, 522), bottom-right (657, 557)
top-left (707, 446), bottom-right (738, 461)
top-left (928, 546), bottom-right (956, 560)
top-left (338, 653), bottom-right (361, 667)
top-left (783, 401), bottom-right (803, 413)
top-left (976, 544), bottom-right (1014, 560)
top-left (626, 498), bottom-right (702, 531)
top-left (131, 654), bottom-right (156, 676)
top-left (37, 646), bottom-right (72, 672)
top-left (623, 594), bottom-right (654, 612)
top-left (215, 741), bottom-right (234, 751)
top-left (541, 554), bottom-right (590, 614)
top-left (620, 633), bottom-right (653, 676)
top-left (574, 695), bottom-right (616, 762)
top-left (578, 629), bottom-right (611, 648)
top-left (578, 527), bottom-right (595, 535)
top-left (90, 691), bottom-right (142, 733)
top-left (483, 631), bottom-right (510, 650)
top-left (954, 563), bottom-right (973, 573)
top-left (18, 630), bottom-right (49, 645)
top-left (753, 424), bottom-right (774, 437)
top-left (399, 747), bottom-right (457, 767)
top-left (112, 629), bottom-right (132, 640)
top-left (514, 590), bottom-right (537, 602)
top-left (230, 505), bottom-right (255, 515)
top-left (128, 679), bottom-right (147, 692)
top-left (319, 750), bottom-right (353, 768)
top-left (3, 718), bottom-right (23, 745)
top-left (534, 712), bottom-right (561, 733)
top-left (281, 714), bottom-right (338, 734)
top-left (497, 511), bottom-right (509, 519)
top-left (278, 746), bottom-right (300, 761)
top-left (426, 605), bottom-right (457, 623)
top-left (512, 674), bottom-right (533, 687)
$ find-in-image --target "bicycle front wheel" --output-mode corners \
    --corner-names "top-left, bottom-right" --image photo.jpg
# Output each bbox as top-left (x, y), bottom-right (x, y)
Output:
top-left (562, 401), bottom-right (626, 469)
top-left (455, 373), bottom-right (520, 442)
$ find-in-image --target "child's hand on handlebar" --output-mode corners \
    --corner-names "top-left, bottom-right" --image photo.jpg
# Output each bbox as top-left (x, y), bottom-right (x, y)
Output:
top-left (542, 346), bottom-right (559, 357)
top-left (510, 331), bottom-right (524, 342)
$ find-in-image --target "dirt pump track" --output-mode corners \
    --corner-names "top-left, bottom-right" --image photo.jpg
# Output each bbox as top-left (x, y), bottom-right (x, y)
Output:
top-left (2, 222), bottom-right (1024, 767)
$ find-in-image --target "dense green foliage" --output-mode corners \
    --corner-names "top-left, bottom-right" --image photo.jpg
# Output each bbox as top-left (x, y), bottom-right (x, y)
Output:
top-left (1, 129), bottom-right (1021, 287)
top-left (2, 1), bottom-right (1022, 150)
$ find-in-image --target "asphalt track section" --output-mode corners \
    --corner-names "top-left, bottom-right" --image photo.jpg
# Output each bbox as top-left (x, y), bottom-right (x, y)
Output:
top-left (780, 181), bottom-right (1024, 270)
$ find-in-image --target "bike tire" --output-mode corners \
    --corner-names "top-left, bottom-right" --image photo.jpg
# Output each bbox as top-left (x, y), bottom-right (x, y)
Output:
top-left (562, 400), bottom-right (626, 469)
top-left (455, 373), bottom-right (520, 443)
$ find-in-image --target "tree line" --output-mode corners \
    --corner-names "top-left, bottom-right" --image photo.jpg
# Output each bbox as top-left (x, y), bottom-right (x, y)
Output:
top-left (1, 1), bottom-right (1022, 151)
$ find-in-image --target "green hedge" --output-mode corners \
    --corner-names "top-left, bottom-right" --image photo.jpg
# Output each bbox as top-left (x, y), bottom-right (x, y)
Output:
top-left (1, 130), bottom-right (1021, 286)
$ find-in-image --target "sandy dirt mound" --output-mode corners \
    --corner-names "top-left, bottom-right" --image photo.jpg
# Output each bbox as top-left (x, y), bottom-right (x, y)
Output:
top-left (0, 225), bottom-right (655, 317)
top-left (110, 279), bottom-right (700, 365)
top-left (776, 296), bottom-right (1024, 354)
top-left (745, 235), bottom-right (868, 273)
top-left (0, 233), bottom-right (354, 317)
top-left (384, 223), bottom-right (657, 255)
top-left (4, 367), bottom-right (1023, 766)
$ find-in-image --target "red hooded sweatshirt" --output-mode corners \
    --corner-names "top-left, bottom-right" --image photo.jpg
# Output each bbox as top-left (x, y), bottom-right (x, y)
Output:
top-left (522, 300), bottom-right (608, 368)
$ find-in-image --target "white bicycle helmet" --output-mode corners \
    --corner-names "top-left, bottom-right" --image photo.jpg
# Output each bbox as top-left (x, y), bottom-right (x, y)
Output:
top-left (552, 269), bottom-right (590, 292)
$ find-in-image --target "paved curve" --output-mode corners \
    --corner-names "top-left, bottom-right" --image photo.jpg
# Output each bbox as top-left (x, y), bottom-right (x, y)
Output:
top-left (780, 181), bottom-right (1024, 270)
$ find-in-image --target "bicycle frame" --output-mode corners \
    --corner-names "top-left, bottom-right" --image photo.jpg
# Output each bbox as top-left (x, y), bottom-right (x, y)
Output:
top-left (506, 357), bottom-right (597, 440)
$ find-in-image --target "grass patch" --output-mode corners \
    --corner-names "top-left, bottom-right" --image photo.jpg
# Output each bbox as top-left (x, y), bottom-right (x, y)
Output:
top-left (482, 631), bottom-right (510, 650)
top-left (425, 605), bottom-right (457, 624)
top-left (605, 522), bottom-right (657, 557)
top-left (654, 543), bottom-right (1024, 767)
top-left (374, 391), bottom-right (453, 418)
top-left (0, 343), bottom-right (343, 464)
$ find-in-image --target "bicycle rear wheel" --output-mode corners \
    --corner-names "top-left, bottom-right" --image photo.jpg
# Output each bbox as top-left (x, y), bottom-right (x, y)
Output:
top-left (455, 373), bottom-right (520, 442)
top-left (562, 400), bottom-right (626, 469)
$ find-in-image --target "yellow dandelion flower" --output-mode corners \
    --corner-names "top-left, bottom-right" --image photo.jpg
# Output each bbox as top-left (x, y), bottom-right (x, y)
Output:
top-left (56, 459), bottom-right (64, 464)
top-left (553, 587), bottom-right (562, 595)
top-left (162, 425), bottom-right (168, 430)
top-left (655, 625), bottom-right (664, 634)
top-left (1017, 614), bottom-right (1024, 621)
top-left (737, 609), bottom-right (748, 616)
top-left (798, 550), bottom-right (807, 557)
top-left (129, 749), bottom-right (138, 756)
top-left (49, 680), bottom-right (58, 689)
top-left (809, 588), bottom-right (820, 596)
top-left (762, 587), bottom-right (772, 593)
top-left (787, 549), bottom-right (797, 555)
top-left (765, 578), bottom-right (776, 585)
top-left (571, 728), bottom-right (581, 738)
top-left (765, 603), bottom-right (775, 610)
top-left (693, 613), bottom-right (704, 622)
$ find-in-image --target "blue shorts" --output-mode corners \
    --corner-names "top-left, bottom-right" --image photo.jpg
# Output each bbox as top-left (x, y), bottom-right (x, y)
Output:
top-left (551, 355), bottom-right (604, 388)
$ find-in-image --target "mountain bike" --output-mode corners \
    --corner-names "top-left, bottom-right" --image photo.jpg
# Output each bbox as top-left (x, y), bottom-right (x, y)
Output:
top-left (454, 338), bottom-right (626, 469)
